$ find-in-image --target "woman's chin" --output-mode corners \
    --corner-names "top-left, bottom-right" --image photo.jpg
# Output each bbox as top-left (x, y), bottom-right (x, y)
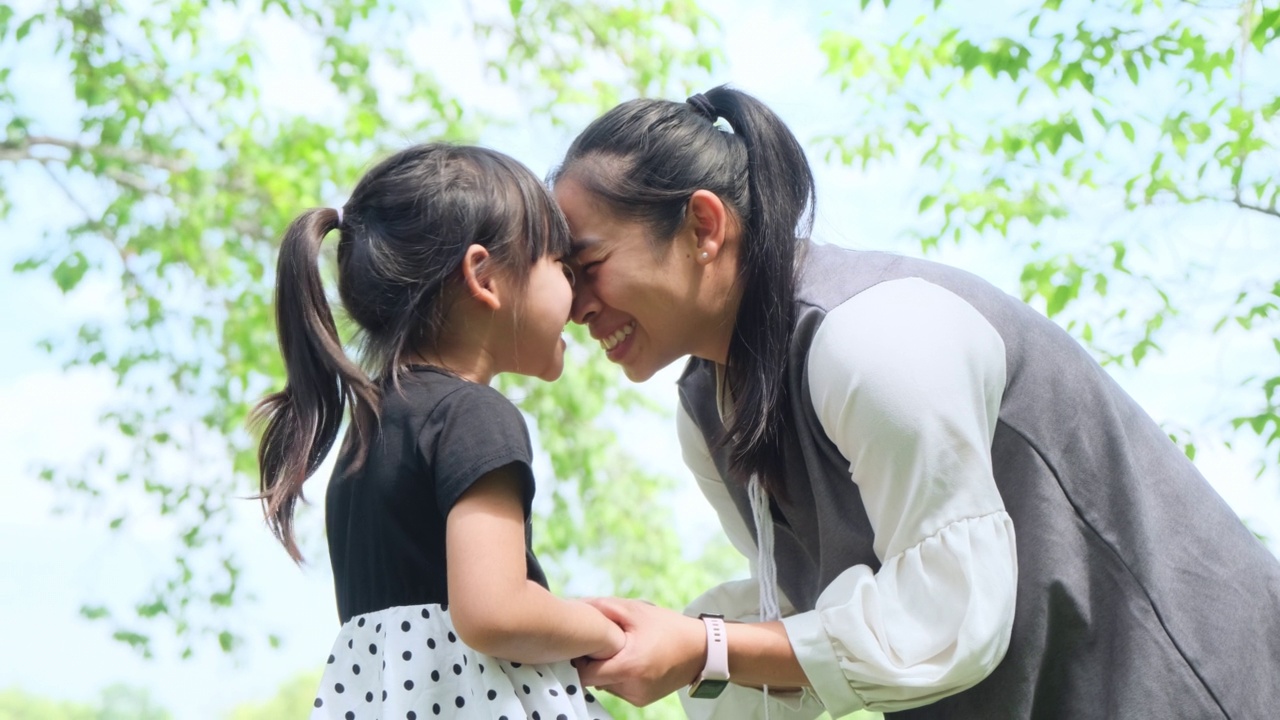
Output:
top-left (618, 356), bottom-right (661, 383)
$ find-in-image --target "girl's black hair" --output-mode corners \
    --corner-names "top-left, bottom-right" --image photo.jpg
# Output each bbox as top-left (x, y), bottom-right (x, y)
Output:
top-left (254, 143), bottom-right (571, 562)
top-left (553, 85), bottom-right (815, 497)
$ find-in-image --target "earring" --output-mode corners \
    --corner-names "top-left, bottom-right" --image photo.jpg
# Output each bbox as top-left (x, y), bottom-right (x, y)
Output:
top-left (699, 251), bottom-right (709, 261)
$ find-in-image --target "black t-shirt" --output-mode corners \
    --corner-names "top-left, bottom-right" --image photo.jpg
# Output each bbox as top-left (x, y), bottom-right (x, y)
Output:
top-left (325, 366), bottom-right (548, 623)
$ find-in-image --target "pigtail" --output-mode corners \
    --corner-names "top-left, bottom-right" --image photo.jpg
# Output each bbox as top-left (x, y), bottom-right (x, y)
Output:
top-left (253, 208), bottom-right (379, 563)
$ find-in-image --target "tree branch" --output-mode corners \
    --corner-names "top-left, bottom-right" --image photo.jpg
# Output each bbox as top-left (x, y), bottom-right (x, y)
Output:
top-left (36, 163), bottom-right (144, 290)
top-left (38, 163), bottom-right (105, 229)
top-left (1231, 191), bottom-right (1280, 219)
top-left (1234, 199), bottom-right (1280, 218)
top-left (1, 135), bottom-right (188, 174)
top-left (2, 146), bottom-right (159, 194)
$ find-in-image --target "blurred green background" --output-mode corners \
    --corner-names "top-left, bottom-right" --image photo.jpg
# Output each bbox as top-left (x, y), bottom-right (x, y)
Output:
top-left (1, 0), bottom-right (1277, 717)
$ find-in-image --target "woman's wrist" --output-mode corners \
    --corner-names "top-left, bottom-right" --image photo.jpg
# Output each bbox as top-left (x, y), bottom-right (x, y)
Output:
top-left (722, 620), bottom-right (811, 689)
top-left (679, 613), bottom-right (710, 685)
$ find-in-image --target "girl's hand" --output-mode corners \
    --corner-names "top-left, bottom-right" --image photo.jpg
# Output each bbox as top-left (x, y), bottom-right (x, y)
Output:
top-left (585, 607), bottom-right (627, 660)
top-left (576, 597), bottom-right (706, 707)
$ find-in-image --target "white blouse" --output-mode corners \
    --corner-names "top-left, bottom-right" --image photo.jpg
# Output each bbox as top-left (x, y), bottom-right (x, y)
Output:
top-left (677, 278), bottom-right (1018, 719)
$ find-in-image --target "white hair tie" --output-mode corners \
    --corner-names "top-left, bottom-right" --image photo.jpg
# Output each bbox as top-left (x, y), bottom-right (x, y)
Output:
top-left (335, 207), bottom-right (344, 225)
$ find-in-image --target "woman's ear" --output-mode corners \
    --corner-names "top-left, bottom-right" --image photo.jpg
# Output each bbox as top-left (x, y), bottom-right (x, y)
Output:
top-left (460, 244), bottom-right (502, 310)
top-left (685, 189), bottom-right (729, 266)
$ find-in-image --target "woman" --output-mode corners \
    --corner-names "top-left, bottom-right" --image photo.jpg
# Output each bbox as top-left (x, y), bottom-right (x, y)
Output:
top-left (552, 86), bottom-right (1280, 719)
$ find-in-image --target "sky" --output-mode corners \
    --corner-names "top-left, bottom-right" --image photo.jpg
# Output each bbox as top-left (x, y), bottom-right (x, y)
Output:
top-left (2, 0), bottom-right (1278, 717)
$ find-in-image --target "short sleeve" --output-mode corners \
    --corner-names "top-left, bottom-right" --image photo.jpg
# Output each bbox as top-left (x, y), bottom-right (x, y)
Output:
top-left (421, 383), bottom-right (536, 517)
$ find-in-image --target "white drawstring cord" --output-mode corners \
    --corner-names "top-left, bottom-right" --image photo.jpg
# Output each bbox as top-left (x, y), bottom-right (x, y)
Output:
top-left (749, 474), bottom-right (780, 719)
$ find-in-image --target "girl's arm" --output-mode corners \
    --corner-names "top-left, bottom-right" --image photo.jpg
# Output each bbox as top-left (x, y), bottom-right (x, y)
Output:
top-left (446, 463), bottom-right (625, 664)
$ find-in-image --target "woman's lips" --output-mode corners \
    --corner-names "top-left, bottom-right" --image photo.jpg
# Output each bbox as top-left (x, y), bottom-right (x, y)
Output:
top-left (600, 320), bottom-right (636, 360)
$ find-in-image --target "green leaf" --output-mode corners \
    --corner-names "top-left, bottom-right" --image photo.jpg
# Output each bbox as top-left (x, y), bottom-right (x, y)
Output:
top-left (16, 14), bottom-right (43, 42)
top-left (80, 604), bottom-right (111, 620)
top-left (51, 252), bottom-right (89, 293)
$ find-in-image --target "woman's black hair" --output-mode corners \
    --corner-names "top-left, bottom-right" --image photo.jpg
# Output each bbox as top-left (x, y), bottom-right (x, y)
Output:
top-left (253, 143), bottom-right (571, 562)
top-left (552, 85), bottom-right (815, 497)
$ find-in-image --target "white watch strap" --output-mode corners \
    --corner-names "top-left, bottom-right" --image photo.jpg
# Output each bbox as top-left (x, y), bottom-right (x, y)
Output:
top-left (700, 615), bottom-right (730, 681)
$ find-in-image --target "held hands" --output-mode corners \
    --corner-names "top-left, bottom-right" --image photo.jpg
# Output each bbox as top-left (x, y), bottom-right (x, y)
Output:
top-left (574, 597), bottom-right (706, 707)
top-left (583, 599), bottom-right (628, 661)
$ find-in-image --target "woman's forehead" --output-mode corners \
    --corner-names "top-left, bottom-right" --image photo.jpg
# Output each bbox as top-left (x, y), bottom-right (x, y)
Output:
top-left (568, 236), bottom-right (600, 257)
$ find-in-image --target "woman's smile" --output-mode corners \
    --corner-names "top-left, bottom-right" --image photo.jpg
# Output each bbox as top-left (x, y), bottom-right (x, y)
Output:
top-left (598, 320), bottom-right (636, 355)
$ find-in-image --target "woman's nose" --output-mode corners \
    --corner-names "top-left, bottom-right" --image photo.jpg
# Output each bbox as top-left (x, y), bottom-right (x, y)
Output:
top-left (570, 282), bottom-right (600, 326)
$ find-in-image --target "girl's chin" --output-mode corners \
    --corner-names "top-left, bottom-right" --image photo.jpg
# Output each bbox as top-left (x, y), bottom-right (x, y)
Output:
top-left (539, 362), bottom-right (564, 382)
top-left (540, 343), bottom-right (566, 381)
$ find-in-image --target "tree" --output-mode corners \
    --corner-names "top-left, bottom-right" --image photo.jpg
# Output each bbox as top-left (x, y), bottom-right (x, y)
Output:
top-left (224, 670), bottom-right (322, 720)
top-left (0, 684), bottom-right (170, 720)
top-left (0, 689), bottom-right (95, 720)
top-left (0, 0), bottom-right (731, 689)
top-left (819, 0), bottom-right (1280, 494)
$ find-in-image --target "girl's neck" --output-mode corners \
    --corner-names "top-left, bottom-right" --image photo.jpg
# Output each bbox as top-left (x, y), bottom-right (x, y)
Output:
top-left (408, 344), bottom-right (498, 385)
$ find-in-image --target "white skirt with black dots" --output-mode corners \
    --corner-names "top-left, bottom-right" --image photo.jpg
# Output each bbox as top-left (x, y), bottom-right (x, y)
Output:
top-left (310, 603), bottom-right (612, 720)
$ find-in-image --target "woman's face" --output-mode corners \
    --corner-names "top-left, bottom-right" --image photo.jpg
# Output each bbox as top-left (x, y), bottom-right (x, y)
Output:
top-left (555, 178), bottom-right (710, 382)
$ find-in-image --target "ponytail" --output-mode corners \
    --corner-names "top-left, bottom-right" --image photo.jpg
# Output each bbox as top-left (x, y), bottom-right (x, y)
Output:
top-left (252, 208), bottom-right (378, 563)
top-left (555, 86), bottom-right (815, 497)
top-left (704, 87), bottom-right (815, 498)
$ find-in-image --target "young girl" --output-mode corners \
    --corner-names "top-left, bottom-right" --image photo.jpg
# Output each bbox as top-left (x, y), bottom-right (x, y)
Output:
top-left (254, 143), bottom-right (619, 720)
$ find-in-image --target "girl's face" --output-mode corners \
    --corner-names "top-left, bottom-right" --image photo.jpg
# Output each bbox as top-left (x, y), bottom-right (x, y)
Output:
top-left (554, 178), bottom-right (714, 382)
top-left (507, 254), bottom-right (575, 382)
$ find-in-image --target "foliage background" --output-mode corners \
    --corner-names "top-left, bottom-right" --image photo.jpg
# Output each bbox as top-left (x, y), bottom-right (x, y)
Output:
top-left (0, 0), bottom-right (1276, 717)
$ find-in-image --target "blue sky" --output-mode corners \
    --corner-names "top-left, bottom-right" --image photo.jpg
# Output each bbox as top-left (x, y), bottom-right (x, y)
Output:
top-left (2, 0), bottom-right (1278, 716)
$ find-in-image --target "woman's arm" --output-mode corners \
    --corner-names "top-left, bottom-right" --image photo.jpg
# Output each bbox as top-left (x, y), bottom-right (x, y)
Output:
top-left (578, 598), bottom-right (812, 703)
top-left (446, 463), bottom-right (625, 664)
top-left (781, 278), bottom-right (1016, 715)
top-left (573, 406), bottom-right (824, 715)
top-left (586, 278), bottom-right (1018, 716)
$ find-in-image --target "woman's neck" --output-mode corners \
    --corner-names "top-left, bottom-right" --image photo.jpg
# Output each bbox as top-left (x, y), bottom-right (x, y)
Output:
top-left (694, 257), bottom-right (745, 366)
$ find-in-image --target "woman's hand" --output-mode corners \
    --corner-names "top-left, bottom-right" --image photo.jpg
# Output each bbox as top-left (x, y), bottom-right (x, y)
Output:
top-left (582, 600), bottom-right (628, 660)
top-left (575, 597), bottom-right (707, 706)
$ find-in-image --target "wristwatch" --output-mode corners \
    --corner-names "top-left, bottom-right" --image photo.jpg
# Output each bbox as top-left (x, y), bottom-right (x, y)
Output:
top-left (688, 613), bottom-right (730, 699)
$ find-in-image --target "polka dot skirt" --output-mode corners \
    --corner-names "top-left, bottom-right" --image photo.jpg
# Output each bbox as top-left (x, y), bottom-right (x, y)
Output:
top-left (310, 603), bottom-right (612, 720)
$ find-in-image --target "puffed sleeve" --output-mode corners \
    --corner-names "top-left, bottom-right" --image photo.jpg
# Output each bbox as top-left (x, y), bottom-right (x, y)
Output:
top-left (779, 277), bottom-right (1017, 716)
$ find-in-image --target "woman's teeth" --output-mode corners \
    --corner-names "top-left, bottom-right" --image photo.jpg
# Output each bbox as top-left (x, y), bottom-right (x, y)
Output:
top-left (601, 322), bottom-right (635, 351)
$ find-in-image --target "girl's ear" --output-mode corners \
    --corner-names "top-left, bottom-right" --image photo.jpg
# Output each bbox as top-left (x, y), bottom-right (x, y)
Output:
top-left (685, 189), bottom-right (730, 266)
top-left (460, 244), bottom-right (502, 310)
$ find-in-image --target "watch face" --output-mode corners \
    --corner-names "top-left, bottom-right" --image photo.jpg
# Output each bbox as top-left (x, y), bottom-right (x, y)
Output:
top-left (689, 678), bottom-right (730, 699)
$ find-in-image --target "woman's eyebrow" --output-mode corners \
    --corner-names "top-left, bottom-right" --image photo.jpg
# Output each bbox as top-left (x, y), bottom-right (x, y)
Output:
top-left (569, 237), bottom-right (598, 256)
